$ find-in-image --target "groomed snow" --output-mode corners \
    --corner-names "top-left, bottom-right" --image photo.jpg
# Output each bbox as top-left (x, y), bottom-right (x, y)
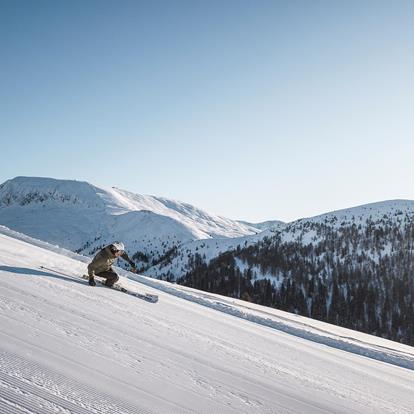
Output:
top-left (0, 231), bottom-right (413, 413)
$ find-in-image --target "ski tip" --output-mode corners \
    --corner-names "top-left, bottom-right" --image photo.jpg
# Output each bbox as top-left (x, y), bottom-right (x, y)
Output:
top-left (146, 294), bottom-right (159, 303)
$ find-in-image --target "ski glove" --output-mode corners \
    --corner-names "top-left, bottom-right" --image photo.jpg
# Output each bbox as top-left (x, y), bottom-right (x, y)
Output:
top-left (89, 276), bottom-right (96, 287)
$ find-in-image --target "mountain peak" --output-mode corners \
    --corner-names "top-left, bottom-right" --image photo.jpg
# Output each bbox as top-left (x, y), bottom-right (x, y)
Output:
top-left (295, 199), bottom-right (414, 228)
top-left (0, 176), bottom-right (259, 256)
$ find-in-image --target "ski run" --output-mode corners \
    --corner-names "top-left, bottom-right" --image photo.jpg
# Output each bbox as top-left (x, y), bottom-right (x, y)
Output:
top-left (0, 227), bottom-right (413, 413)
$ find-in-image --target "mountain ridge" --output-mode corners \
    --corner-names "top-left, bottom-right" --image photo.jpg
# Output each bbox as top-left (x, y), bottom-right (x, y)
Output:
top-left (0, 176), bottom-right (259, 262)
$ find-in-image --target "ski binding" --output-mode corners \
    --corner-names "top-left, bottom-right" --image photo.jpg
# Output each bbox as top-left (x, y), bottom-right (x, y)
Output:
top-left (82, 274), bottom-right (158, 303)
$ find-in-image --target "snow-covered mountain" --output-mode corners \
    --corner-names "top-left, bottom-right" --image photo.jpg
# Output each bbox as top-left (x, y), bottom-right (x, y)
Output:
top-left (0, 176), bottom-right (259, 266)
top-left (146, 199), bottom-right (414, 278)
top-left (145, 228), bottom-right (277, 279)
top-left (169, 199), bottom-right (414, 346)
top-left (238, 219), bottom-right (286, 231)
top-left (2, 176), bottom-right (414, 344)
top-left (287, 198), bottom-right (414, 229)
top-left (0, 226), bottom-right (413, 413)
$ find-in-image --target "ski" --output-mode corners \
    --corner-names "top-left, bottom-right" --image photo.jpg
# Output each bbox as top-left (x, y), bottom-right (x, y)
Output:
top-left (81, 274), bottom-right (159, 303)
top-left (39, 266), bottom-right (158, 303)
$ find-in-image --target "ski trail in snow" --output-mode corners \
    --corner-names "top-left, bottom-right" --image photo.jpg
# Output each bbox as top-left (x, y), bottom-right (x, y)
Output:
top-left (0, 283), bottom-right (332, 414)
top-left (0, 350), bottom-right (155, 414)
top-left (124, 272), bottom-right (414, 371)
top-left (0, 346), bottom-right (202, 414)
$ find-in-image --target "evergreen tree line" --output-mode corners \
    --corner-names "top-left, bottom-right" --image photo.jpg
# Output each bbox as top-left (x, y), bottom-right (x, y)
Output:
top-left (178, 216), bottom-right (414, 345)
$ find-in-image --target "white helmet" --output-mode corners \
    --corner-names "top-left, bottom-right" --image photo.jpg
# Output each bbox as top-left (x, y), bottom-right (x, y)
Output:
top-left (111, 242), bottom-right (125, 252)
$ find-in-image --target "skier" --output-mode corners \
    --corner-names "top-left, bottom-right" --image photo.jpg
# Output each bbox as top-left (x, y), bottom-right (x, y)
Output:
top-left (87, 242), bottom-right (137, 287)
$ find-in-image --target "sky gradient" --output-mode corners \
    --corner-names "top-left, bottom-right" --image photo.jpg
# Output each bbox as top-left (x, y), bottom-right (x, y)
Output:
top-left (1, 0), bottom-right (414, 222)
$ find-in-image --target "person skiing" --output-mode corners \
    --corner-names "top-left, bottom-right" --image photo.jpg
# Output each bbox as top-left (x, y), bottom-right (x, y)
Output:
top-left (87, 242), bottom-right (137, 287)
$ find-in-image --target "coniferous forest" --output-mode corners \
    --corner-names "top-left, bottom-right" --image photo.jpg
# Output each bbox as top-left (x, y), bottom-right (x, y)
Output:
top-left (178, 214), bottom-right (414, 345)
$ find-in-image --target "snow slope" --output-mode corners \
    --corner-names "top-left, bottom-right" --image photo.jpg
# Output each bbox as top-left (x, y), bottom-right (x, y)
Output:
top-left (238, 219), bottom-right (286, 231)
top-left (145, 229), bottom-right (276, 279)
top-left (0, 177), bottom-right (259, 262)
top-left (0, 229), bottom-right (413, 413)
top-left (272, 200), bottom-right (414, 247)
top-left (148, 199), bottom-right (414, 280)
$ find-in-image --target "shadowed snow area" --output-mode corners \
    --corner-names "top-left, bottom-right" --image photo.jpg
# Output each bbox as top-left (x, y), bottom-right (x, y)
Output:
top-left (0, 228), bottom-right (413, 413)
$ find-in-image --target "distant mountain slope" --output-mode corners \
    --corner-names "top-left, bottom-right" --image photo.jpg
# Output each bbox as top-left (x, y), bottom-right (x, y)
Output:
top-left (0, 229), bottom-right (413, 413)
top-left (145, 229), bottom-right (276, 280)
top-left (175, 199), bottom-right (414, 345)
top-left (238, 219), bottom-right (286, 231)
top-left (0, 176), bottom-right (259, 263)
top-left (147, 200), bottom-right (414, 277)
top-left (292, 199), bottom-right (414, 226)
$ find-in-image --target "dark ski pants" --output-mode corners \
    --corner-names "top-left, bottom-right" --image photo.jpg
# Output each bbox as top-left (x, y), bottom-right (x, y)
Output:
top-left (96, 269), bottom-right (119, 287)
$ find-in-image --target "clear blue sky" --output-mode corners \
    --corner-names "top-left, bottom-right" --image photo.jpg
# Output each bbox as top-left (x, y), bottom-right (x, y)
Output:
top-left (1, 0), bottom-right (414, 222)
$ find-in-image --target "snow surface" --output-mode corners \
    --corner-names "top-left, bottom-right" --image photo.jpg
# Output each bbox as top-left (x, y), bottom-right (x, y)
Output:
top-left (294, 199), bottom-right (414, 228)
top-left (0, 229), bottom-right (413, 413)
top-left (0, 177), bottom-right (259, 259)
top-left (148, 198), bottom-right (414, 280)
top-left (145, 230), bottom-right (275, 279)
top-left (238, 220), bottom-right (286, 231)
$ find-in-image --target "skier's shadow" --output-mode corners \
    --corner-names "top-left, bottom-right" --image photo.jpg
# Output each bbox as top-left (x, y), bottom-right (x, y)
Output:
top-left (0, 266), bottom-right (86, 285)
